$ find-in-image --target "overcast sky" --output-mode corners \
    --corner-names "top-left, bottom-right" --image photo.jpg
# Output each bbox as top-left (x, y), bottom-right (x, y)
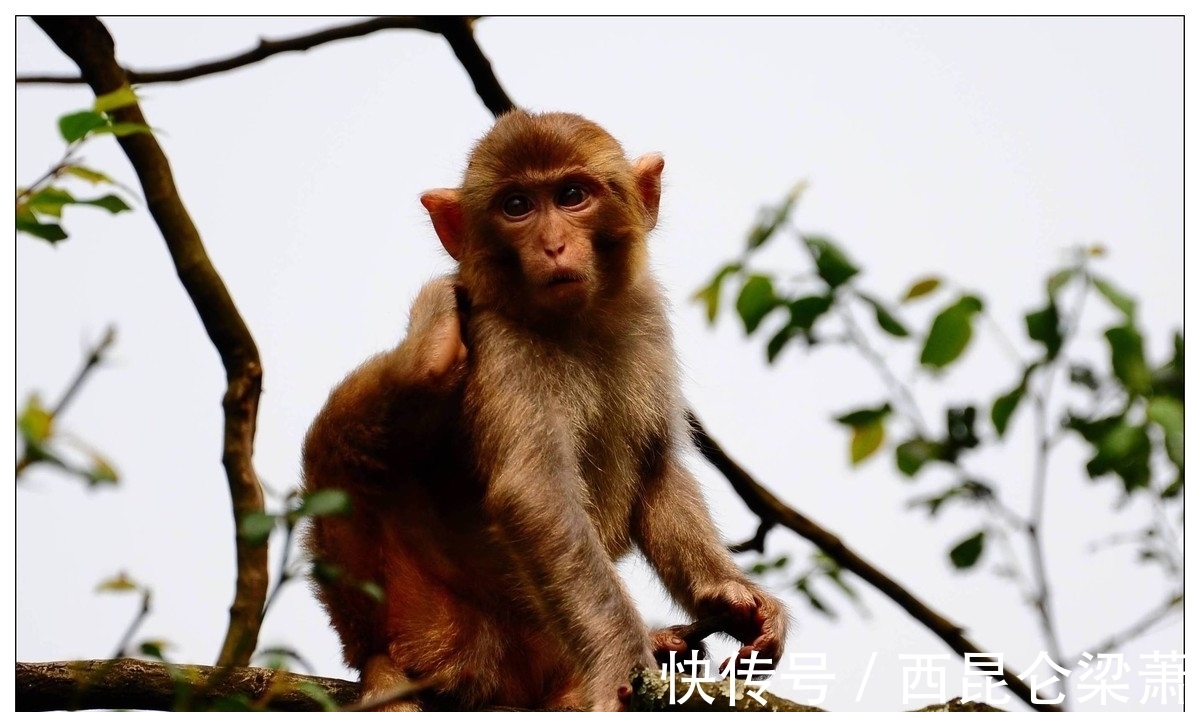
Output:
top-left (15, 15), bottom-right (1184, 711)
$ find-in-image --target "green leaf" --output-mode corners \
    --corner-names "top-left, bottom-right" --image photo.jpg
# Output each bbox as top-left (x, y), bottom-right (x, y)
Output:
top-left (902, 277), bottom-right (941, 302)
top-left (16, 216), bottom-right (69, 244)
top-left (96, 572), bottom-right (139, 593)
top-left (908, 485), bottom-right (974, 518)
top-left (17, 394), bottom-right (53, 446)
top-left (895, 438), bottom-right (942, 477)
top-left (793, 578), bottom-right (833, 618)
top-left (692, 262), bottom-right (742, 324)
top-left (735, 274), bottom-right (779, 335)
top-left (857, 292), bottom-right (909, 337)
top-left (787, 294), bottom-right (833, 331)
top-left (919, 295), bottom-right (983, 370)
top-left (1069, 364), bottom-right (1101, 391)
top-left (1146, 396), bottom-right (1184, 470)
top-left (834, 403), bottom-right (892, 427)
top-left (949, 531), bottom-right (986, 570)
top-left (238, 512), bottom-right (277, 544)
top-left (93, 85), bottom-right (139, 113)
top-left (1024, 302), bottom-right (1063, 361)
top-left (1105, 323), bottom-right (1151, 395)
top-left (765, 325), bottom-right (797, 363)
top-left (83, 454), bottom-right (120, 486)
top-left (58, 110), bottom-right (108, 143)
top-left (359, 581), bottom-right (385, 603)
top-left (78, 194), bottom-right (131, 214)
top-left (945, 406), bottom-right (980, 452)
top-left (25, 187), bottom-right (77, 218)
top-left (311, 560), bottom-right (343, 584)
top-left (64, 165), bottom-right (113, 185)
top-left (298, 489), bottom-right (352, 518)
top-left (991, 382), bottom-right (1026, 438)
top-left (1092, 276), bottom-right (1136, 318)
top-left (139, 640), bottom-right (171, 661)
top-left (1046, 268), bottom-right (1075, 297)
top-left (803, 236), bottom-right (860, 289)
top-left (1066, 413), bottom-right (1122, 444)
top-left (746, 183), bottom-right (805, 250)
top-left (1086, 422), bottom-right (1152, 493)
top-left (850, 419), bottom-right (885, 465)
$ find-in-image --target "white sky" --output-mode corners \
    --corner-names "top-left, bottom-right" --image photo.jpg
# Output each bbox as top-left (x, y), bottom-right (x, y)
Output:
top-left (14, 14), bottom-right (1186, 712)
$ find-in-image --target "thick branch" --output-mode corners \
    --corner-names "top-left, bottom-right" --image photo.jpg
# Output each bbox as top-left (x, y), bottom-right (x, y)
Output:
top-left (18, 660), bottom-right (1001, 712)
top-left (19, 16), bottom-right (517, 117)
top-left (16, 659), bottom-right (355, 712)
top-left (686, 411), bottom-right (1062, 712)
top-left (34, 16), bottom-right (268, 668)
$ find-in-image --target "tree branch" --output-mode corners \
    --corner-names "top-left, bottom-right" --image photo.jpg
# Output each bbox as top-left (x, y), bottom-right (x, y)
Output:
top-left (33, 16), bottom-right (268, 668)
top-left (424, 17), bottom-right (516, 117)
top-left (16, 659), bottom-right (355, 712)
top-left (19, 17), bottom-right (426, 84)
top-left (1074, 591), bottom-right (1183, 660)
top-left (18, 659), bottom-right (1001, 712)
top-left (19, 16), bottom-right (517, 117)
top-left (686, 411), bottom-right (1062, 712)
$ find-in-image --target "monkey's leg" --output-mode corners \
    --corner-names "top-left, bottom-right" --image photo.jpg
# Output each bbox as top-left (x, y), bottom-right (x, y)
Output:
top-left (361, 654), bottom-right (421, 712)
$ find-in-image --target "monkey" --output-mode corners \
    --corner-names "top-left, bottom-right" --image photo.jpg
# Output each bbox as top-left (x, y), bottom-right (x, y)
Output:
top-left (301, 111), bottom-right (787, 712)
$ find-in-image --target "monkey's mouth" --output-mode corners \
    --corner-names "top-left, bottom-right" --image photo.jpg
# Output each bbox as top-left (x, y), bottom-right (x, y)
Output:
top-left (545, 270), bottom-right (586, 288)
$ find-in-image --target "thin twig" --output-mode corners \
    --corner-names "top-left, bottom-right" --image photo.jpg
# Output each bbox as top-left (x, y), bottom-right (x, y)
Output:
top-left (837, 299), bottom-right (1036, 595)
top-left (34, 16), bottom-right (269, 669)
top-left (1073, 592), bottom-right (1183, 659)
top-left (111, 589), bottom-right (152, 659)
top-left (1025, 264), bottom-right (1092, 695)
top-left (16, 326), bottom-right (116, 475)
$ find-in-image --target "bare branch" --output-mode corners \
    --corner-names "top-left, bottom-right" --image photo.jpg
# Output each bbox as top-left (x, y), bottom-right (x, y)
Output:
top-left (1075, 591), bottom-right (1183, 659)
top-left (19, 17), bottom-right (426, 84)
top-left (19, 16), bottom-right (517, 117)
top-left (686, 411), bottom-right (1063, 712)
top-left (33, 16), bottom-right (268, 668)
top-left (424, 17), bottom-right (517, 117)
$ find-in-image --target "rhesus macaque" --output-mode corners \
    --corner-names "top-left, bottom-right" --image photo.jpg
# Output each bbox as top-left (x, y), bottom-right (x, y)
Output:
top-left (302, 111), bottom-right (787, 712)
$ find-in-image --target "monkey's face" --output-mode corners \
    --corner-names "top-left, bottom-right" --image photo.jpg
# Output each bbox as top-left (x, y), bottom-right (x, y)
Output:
top-left (482, 174), bottom-right (609, 317)
top-left (422, 111), bottom-right (665, 326)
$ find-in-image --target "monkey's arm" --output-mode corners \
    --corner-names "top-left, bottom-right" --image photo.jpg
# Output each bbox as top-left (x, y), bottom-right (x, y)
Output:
top-left (468, 377), bottom-right (654, 710)
top-left (633, 453), bottom-right (788, 665)
top-left (303, 278), bottom-right (466, 482)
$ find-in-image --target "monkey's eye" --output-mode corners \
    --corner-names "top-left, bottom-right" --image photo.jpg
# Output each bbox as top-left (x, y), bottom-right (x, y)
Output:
top-left (557, 184), bottom-right (588, 208)
top-left (502, 194), bottom-right (533, 217)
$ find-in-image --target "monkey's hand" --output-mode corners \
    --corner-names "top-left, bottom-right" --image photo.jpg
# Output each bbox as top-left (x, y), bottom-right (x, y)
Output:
top-left (401, 277), bottom-right (468, 388)
top-left (649, 622), bottom-right (713, 666)
top-left (696, 580), bottom-right (788, 670)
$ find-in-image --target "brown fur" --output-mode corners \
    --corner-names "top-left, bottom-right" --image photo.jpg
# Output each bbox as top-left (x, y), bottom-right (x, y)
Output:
top-left (302, 112), bottom-right (787, 712)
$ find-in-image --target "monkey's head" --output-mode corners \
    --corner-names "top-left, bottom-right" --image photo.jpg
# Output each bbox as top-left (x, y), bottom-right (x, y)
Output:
top-left (421, 111), bottom-right (664, 326)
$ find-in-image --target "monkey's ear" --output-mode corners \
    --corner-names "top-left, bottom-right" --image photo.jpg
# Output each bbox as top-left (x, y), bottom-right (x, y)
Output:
top-left (420, 189), bottom-right (465, 261)
top-left (631, 153), bottom-right (665, 231)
